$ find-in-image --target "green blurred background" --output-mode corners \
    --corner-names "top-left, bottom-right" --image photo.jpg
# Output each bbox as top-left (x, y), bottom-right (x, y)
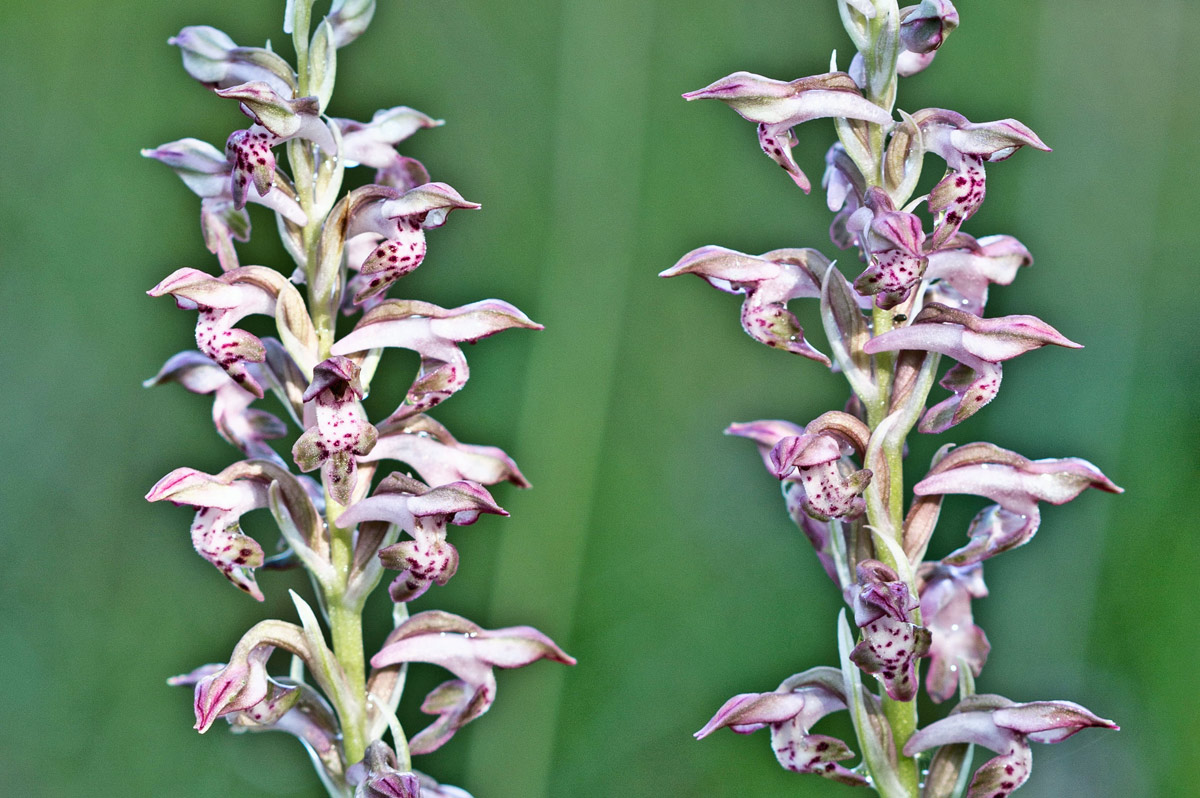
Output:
top-left (3, 1), bottom-right (1198, 796)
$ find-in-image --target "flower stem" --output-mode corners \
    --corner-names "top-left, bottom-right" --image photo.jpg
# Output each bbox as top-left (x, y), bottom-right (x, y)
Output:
top-left (327, 508), bottom-right (368, 766)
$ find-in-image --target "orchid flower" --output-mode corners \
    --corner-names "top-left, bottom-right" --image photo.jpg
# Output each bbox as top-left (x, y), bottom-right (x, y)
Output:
top-left (683, 70), bottom-right (892, 192)
top-left (849, 561), bottom-right (931, 702)
top-left (695, 667), bottom-right (868, 786)
top-left (337, 473), bottom-right (507, 602)
top-left (144, 350), bottom-right (286, 462)
top-left (912, 108), bottom-right (1050, 247)
top-left (331, 298), bottom-right (541, 421)
top-left (913, 442), bottom-right (1123, 565)
top-left (370, 611), bottom-right (575, 753)
top-left (917, 562), bottom-right (990, 703)
top-left (864, 302), bottom-right (1082, 432)
top-left (331, 183), bottom-right (480, 304)
top-left (904, 694), bottom-right (1118, 797)
top-left (148, 265), bottom-right (315, 398)
top-left (333, 106), bottom-right (442, 189)
top-left (291, 356), bottom-right (378, 506)
top-left (847, 187), bottom-right (928, 307)
top-left (660, 245), bottom-right (833, 364)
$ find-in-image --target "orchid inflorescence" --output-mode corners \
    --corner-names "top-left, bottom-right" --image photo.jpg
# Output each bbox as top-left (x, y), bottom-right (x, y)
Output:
top-left (143, 2), bottom-right (573, 795)
top-left (665, 2), bottom-right (1121, 796)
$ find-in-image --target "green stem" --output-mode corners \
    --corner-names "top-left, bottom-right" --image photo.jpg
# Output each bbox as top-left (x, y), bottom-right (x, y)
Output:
top-left (327, 509), bottom-right (368, 766)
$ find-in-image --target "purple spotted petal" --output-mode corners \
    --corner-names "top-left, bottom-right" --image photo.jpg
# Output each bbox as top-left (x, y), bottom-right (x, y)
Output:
top-left (148, 266), bottom-right (300, 398)
top-left (694, 668), bottom-right (866, 786)
top-left (849, 561), bottom-right (930, 701)
top-left (291, 357), bottom-right (377, 505)
top-left (143, 138), bottom-right (306, 226)
top-left (146, 465), bottom-right (272, 599)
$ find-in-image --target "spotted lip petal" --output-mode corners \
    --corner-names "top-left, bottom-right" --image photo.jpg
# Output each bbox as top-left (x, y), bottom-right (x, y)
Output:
top-left (849, 561), bottom-right (931, 702)
top-left (863, 302), bottom-right (1082, 432)
top-left (291, 357), bottom-right (378, 506)
top-left (904, 694), bottom-right (1117, 798)
top-left (694, 667), bottom-right (867, 786)
top-left (683, 70), bottom-right (891, 192)
top-left (849, 188), bottom-right (928, 307)
top-left (769, 413), bottom-right (873, 522)
top-left (660, 245), bottom-right (832, 364)
top-left (913, 442), bottom-right (1122, 565)
top-left (369, 610), bottom-right (574, 753)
